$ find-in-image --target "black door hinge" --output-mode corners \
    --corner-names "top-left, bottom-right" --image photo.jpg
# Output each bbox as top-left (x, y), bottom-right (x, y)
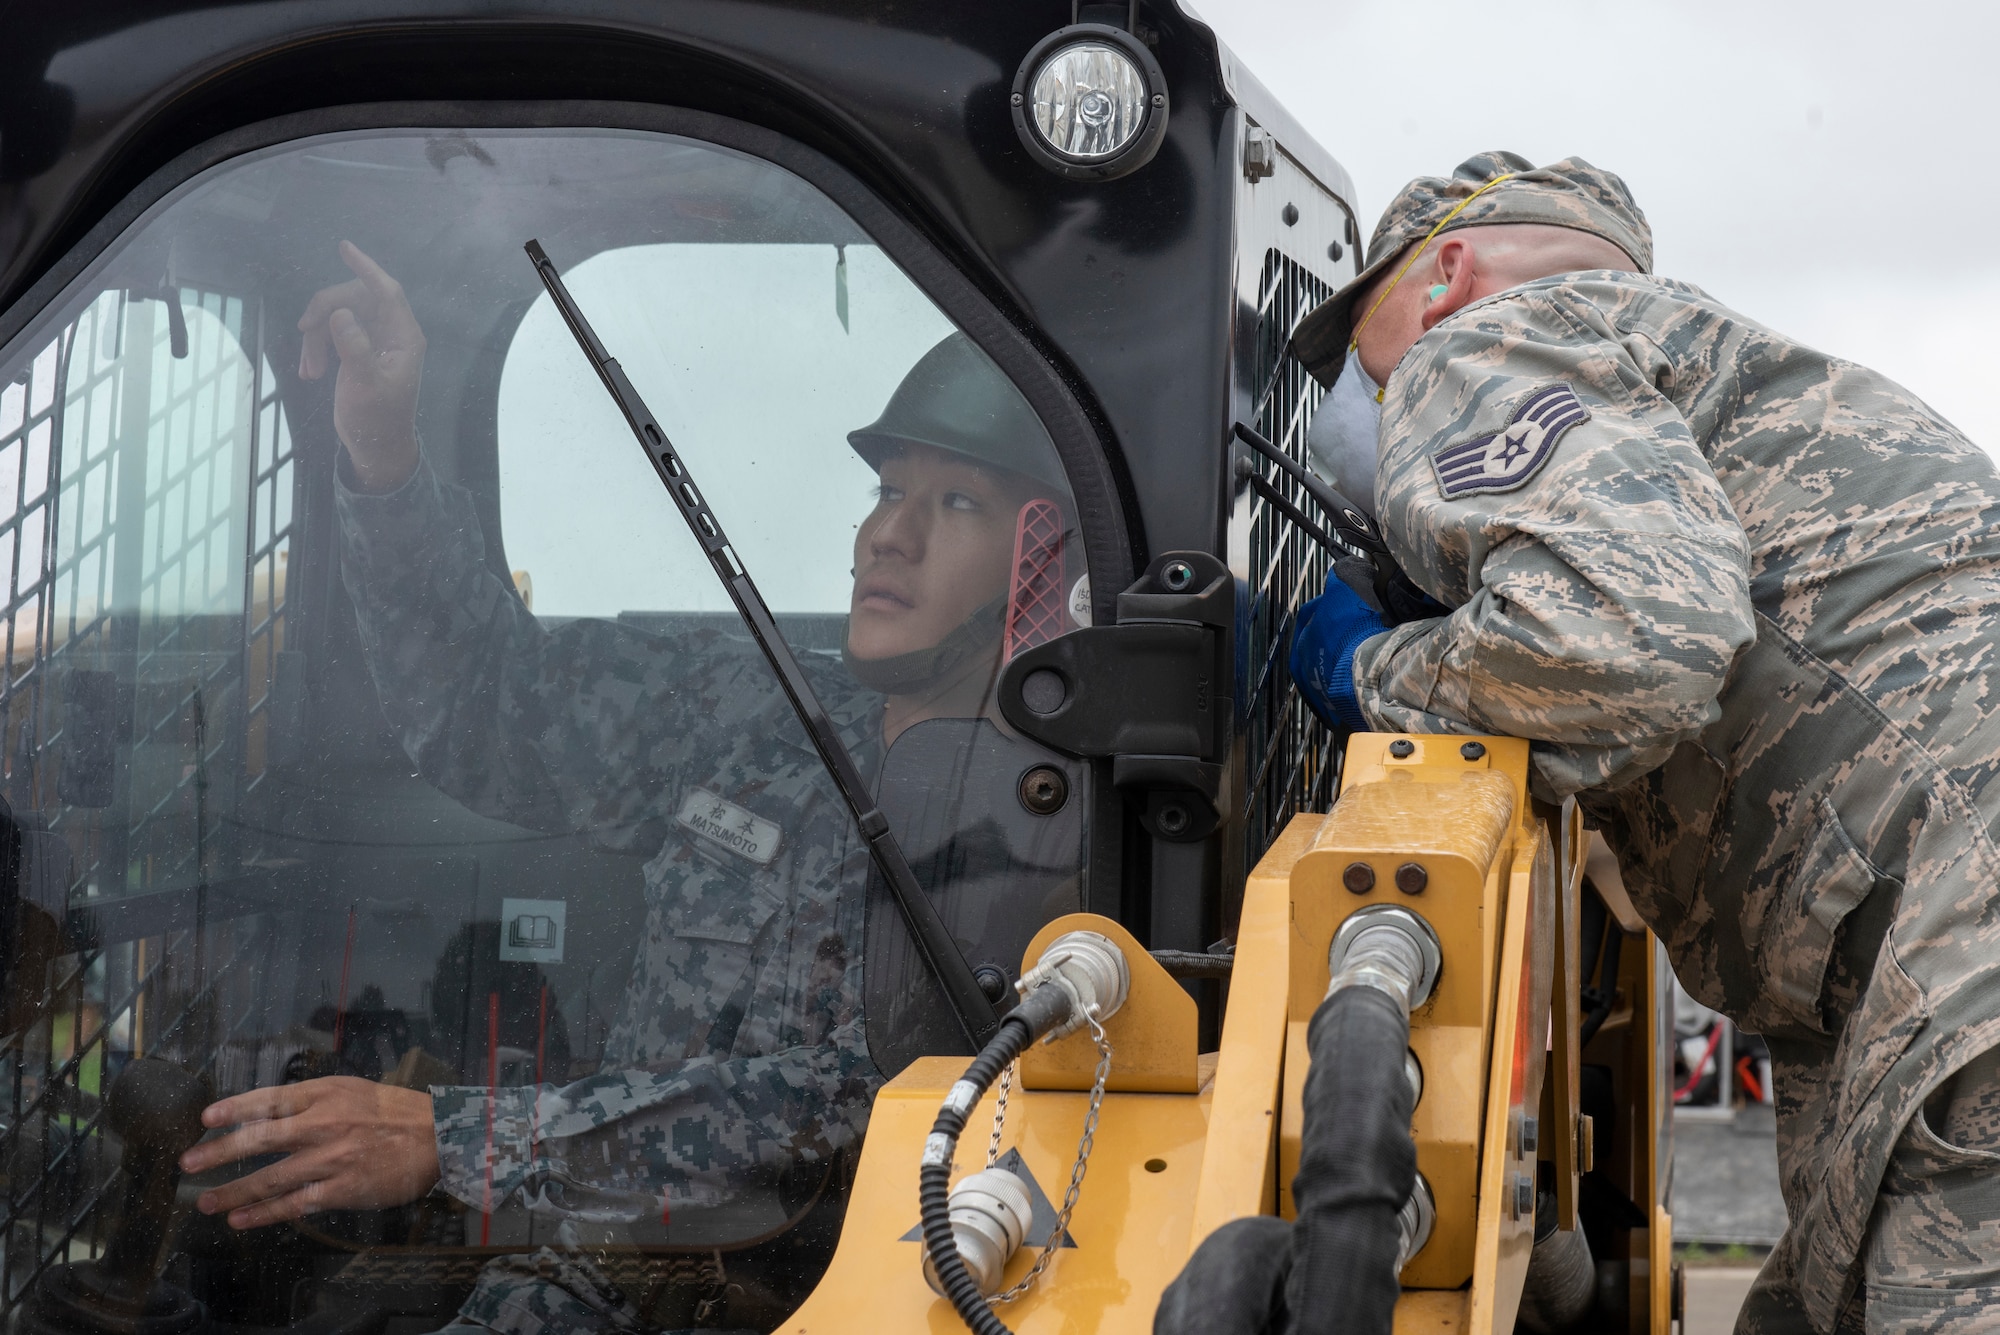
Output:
top-left (997, 552), bottom-right (1232, 841)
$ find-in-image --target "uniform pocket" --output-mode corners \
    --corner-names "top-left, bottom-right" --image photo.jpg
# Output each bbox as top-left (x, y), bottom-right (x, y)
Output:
top-left (1903, 1099), bottom-right (2000, 1173)
top-left (1862, 1098), bottom-right (2000, 1313)
top-left (1900, 1045), bottom-right (2000, 1175)
top-left (1758, 793), bottom-right (1887, 1036)
top-left (658, 868), bottom-right (782, 1057)
top-left (667, 877), bottom-right (782, 946)
top-left (651, 841), bottom-right (785, 947)
top-left (1867, 1281), bottom-right (2000, 1326)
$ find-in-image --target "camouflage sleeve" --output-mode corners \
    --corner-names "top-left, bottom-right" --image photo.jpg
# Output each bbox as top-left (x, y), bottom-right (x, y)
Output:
top-left (335, 454), bottom-right (723, 847)
top-left (1353, 285), bottom-right (1756, 798)
top-left (428, 1018), bottom-right (879, 1220)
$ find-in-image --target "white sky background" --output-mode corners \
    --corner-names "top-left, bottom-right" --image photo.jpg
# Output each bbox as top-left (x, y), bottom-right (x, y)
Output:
top-left (1195, 0), bottom-right (2000, 453)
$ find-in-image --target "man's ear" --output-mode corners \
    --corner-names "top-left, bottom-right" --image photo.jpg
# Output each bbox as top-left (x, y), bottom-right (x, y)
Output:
top-left (1418, 236), bottom-right (1478, 331)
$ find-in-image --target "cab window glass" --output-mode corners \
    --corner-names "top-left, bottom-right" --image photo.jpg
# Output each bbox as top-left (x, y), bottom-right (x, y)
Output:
top-left (0, 127), bottom-right (1089, 1332)
top-left (499, 243), bottom-right (952, 621)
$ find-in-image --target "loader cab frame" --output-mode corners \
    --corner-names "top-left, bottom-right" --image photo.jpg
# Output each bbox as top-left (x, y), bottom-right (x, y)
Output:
top-left (0, 4), bottom-right (1360, 1329)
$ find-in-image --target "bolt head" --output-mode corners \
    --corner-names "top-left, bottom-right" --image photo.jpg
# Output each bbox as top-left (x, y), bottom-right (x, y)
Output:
top-left (1388, 738), bottom-right (1415, 759)
top-left (1018, 764), bottom-right (1069, 816)
top-left (1459, 741), bottom-right (1486, 761)
top-left (1341, 861), bottom-right (1376, 895)
top-left (1011, 91), bottom-right (1024, 105)
top-left (1394, 862), bottom-right (1428, 895)
top-left (973, 965), bottom-right (1010, 1003)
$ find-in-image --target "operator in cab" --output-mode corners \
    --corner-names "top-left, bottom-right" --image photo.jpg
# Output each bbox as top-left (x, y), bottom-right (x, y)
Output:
top-left (174, 243), bottom-right (1076, 1332)
top-left (1287, 153), bottom-right (2000, 1334)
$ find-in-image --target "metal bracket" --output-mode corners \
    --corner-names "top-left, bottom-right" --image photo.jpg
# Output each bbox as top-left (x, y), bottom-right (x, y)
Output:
top-left (997, 552), bottom-right (1232, 842)
top-left (1243, 126), bottom-right (1278, 183)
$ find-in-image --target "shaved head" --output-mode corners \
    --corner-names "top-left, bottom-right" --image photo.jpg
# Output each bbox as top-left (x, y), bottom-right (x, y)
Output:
top-left (1432, 222), bottom-right (1636, 287)
top-left (1349, 223), bottom-right (1639, 384)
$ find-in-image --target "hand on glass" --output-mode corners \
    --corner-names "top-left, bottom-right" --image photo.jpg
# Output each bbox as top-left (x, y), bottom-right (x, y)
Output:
top-left (298, 241), bottom-right (426, 493)
top-left (179, 1077), bottom-right (441, 1229)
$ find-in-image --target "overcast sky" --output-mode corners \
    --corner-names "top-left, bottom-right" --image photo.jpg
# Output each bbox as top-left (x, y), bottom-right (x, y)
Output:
top-left (1195, 0), bottom-right (2000, 451)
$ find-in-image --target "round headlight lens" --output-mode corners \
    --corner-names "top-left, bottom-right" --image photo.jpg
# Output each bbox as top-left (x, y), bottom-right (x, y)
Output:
top-left (1029, 41), bottom-right (1150, 161)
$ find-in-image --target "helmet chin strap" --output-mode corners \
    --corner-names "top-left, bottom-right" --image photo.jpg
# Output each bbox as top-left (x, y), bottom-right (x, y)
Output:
top-left (843, 595), bottom-right (1006, 697)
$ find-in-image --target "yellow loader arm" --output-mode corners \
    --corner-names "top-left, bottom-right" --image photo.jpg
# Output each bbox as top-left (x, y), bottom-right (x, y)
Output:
top-left (788, 734), bottom-right (1676, 1334)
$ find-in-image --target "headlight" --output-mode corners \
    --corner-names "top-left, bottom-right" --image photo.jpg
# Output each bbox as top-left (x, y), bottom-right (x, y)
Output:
top-left (1030, 42), bottom-right (1147, 160)
top-left (1011, 25), bottom-right (1169, 182)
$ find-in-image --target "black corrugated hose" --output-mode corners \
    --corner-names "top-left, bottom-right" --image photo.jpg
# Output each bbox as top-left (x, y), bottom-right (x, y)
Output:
top-left (920, 983), bottom-right (1077, 1335)
top-left (1155, 981), bottom-right (1417, 1335)
top-left (1149, 946), bottom-right (1235, 980)
top-left (1285, 981), bottom-right (1419, 1335)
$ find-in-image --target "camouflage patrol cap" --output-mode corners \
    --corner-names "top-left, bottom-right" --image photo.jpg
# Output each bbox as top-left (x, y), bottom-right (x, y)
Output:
top-left (848, 332), bottom-right (1067, 494)
top-left (1291, 150), bottom-right (1652, 385)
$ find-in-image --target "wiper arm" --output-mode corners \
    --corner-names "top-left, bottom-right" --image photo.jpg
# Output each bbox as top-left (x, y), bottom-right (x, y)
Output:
top-left (524, 239), bottom-right (1000, 1052)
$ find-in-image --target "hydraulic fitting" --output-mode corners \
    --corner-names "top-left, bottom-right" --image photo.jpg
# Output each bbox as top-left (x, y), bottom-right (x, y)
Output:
top-left (1396, 1174), bottom-right (1437, 1272)
top-left (920, 927), bottom-right (1132, 1332)
top-left (1015, 929), bottom-right (1131, 1040)
top-left (923, 1167), bottom-right (1035, 1297)
top-left (1326, 905), bottom-right (1441, 1013)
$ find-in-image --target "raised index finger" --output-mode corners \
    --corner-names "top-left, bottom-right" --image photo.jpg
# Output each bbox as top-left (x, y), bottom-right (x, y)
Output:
top-left (336, 241), bottom-right (422, 346)
top-left (339, 241), bottom-right (405, 302)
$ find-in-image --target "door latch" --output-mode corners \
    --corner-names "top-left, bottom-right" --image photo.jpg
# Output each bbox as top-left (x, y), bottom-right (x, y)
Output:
top-left (997, 552), bottom-right (1232, 841)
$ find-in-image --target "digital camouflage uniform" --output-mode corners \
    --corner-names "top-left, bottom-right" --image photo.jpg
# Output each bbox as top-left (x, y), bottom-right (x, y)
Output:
top-left (1296, 152), bottom-right (2000, 1333)
top-left (337, 456), bottom-right (884, 1331)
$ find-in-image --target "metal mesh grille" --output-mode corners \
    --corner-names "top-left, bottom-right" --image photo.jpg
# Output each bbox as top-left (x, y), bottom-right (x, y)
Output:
top-left (1238, 249), bottom-right (1337, 876)
top-left (1003, 499), bottom-right (1067, 661)
top-left (243, 308), bottom-right (297, 790)
top-left (0, 289), bottom-right (296, 1309)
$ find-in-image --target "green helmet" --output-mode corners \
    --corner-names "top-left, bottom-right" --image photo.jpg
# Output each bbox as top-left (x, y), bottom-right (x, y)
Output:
top-left (847, 332), bottom-right (1067, 495)
top-left (842, 333), bottom-right (1070, 696)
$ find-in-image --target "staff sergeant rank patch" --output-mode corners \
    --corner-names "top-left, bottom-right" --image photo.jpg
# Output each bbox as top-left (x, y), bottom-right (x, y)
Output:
top-left (677, 788), bottom-right (782, 865)
top-left (1431, 383), bottom-right (1590, 499)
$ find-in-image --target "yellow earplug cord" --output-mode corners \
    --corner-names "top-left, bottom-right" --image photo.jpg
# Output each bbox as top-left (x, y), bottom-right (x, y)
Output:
top-left (1346, 173), bottom-right (1517, 402)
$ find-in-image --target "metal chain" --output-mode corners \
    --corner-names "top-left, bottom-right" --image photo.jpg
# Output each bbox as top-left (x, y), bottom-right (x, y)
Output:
top-left (991, 1010), bottom-right (1114, 1305)
top-left (985, 1060), bottom-right (1015, 1169)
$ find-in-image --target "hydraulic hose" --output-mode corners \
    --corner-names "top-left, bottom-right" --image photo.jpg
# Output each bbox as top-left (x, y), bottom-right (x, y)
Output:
top-left (1149, 946), bottom-right (1235, 980)
top-left (1518, 1189), bottom-right (1597, 1335)
top-left (919, 932), bottom-right (1129, 1335)
top-left (1287, 908), bottom-right (1437, 1335)
top-left (1287, 984), bottom-right (1418, 1335)
top-left (920, 1001), bottom-right (1053, 1335)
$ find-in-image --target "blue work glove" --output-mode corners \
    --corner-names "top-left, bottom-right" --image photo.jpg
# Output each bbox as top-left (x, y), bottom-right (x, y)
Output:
top-left (1289, 575), bottom-right (1391, 733)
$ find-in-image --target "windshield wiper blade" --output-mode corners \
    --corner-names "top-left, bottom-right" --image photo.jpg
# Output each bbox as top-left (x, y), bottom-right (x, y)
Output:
top-left (524, 240), bottom-right (1000, 1052)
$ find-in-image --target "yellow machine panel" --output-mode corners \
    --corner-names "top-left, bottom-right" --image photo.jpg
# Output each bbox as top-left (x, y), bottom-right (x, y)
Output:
top-left (786, 923), bottom-right (1212, 1334)
top-left (789, 736), bottom-right (1674, 1335)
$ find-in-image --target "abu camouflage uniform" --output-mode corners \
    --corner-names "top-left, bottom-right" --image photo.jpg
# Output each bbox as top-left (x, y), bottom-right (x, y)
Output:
top-left (337, 456), bottom-right (883, 1329)
top-left (1301, 153), bottom-right (2000, 1332)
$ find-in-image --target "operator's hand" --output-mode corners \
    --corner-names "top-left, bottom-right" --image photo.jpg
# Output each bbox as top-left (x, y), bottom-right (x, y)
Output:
top-left (180, 1077), bottom-right (441, 1229)
top-left (298, 241), bottom-right (426, 494)
top-left (1288, 575), bottom-right (1391, 733)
